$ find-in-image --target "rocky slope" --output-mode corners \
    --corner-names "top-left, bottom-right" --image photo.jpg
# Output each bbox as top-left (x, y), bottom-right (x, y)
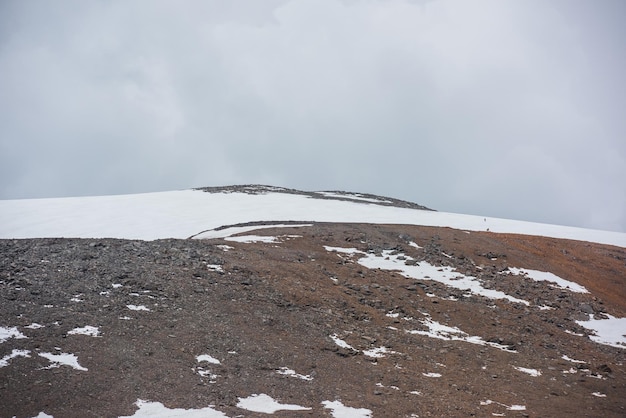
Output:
top-left (1, 186), bottom-right (625, 417)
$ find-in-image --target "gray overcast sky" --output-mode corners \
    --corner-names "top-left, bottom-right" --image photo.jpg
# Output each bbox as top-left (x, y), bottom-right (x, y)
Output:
top-left (1, 0), bottom-right (625, 232)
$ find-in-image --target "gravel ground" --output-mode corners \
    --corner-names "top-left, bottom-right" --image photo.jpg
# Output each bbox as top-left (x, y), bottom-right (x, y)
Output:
top-left (1, 223), bottom-right (624, 417)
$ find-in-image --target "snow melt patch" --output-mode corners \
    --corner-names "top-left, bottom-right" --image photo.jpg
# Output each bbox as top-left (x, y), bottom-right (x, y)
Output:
top-left (345, 248), bottom-right (529, 305)
top-left (68, 326), bottom-right (100, 337)
top-left (317, 191), bottom-right (391, 204)
top-left (562, 355), bottom-right (586, 364)
top-left (277, 367), bottom-right (313, 381)
top-left (322, 400), bottom-right (372, 418)
top-left (330, 334), bottom-right (357, 351)
top-left (508, 405), bottom-right (527, 411)
top-left (575, 314), bottom-right (626, 349)
top-left (0, 349), bottom-right (31, 367)
top-left (119, 399), bottom-right (228, 417)
top-left (127, 305), bottom-right (150, 311)
top-left (236, 394), bottom-right (311, 413)
top-left (196, 369), bottom-right (219, 381)
top-left (194, 224), bottom-right (312, 240)
top-left (363, 346), bottom-right (395, 358)
top-left (407, 317), bottom-right (517, 352)
top-left (39, 352), bottom-right (87, 371)
top-left (206, 264), bottom-right (223, 272)
top-left (196, 354), bottom-right (220, 365)
top-left (507, 267), bottom-right (588, 293)
top-left (324, 246), bottom-right (363, 255)
top-left (25, 323), bottom-right (45, 329)
top-left (480, 400), bottom-right (526, 411)
top-left (422, 372), bottom-right (442, 377)
top-left (0, 326), bottom-right (27, 343)
top-left (513, 366), bottom-right (541, 377)
top-left (225, 235), bottom-right (278, 243)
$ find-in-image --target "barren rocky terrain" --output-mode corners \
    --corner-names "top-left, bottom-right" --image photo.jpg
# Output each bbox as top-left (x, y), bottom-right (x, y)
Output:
top-left (1, 222), bottom-right (624, 417)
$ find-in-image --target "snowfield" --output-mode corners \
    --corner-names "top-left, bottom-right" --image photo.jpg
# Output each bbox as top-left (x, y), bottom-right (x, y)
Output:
top-left (0, 188), bottom-right (625, 246)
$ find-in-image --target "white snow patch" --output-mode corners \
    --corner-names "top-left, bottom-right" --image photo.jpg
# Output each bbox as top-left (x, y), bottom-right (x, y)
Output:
top-left (195, 368), bottom-right (219, 381)
top-left (0, 326), bottom-right (27, 343)
top-left (119, 399), bottom-right (228, 417)
top-left (330, 334), bottom-right (357, 351)
top-left (508, 405), bottom-right (526, 411)
top-left (127, 305), bottom-right (150, 311)
top-left (322, 400), bottom-right (372, 418)
top-left (236, 394), bottom-right (311, 413)
top-left (422, 372), bottom-right (442, 377)
top-left (276, 367), bottom-right (313, 381)
top-left (507, 267), bottom-right (588, 293)
top-left (195, 224), bottom-right (312, 240)
top-left (0, 349), bottom-right (31, 367)
top-left (112, 283), bottom-right (123, 288)
top-left (409, 241), bottom-right (422, 249)
top-left (513, 366), bottom-right (541, 377)
top-left (592, 392), bottom-right (607, 398)
top-left (317, 191), bottom-right (391, 204)
top-left (407, 318), bottom-right (517, 352)
top-left (68, 326), bottom-right (100, 337)
top-left (354, 249), bottom-right (529, 305)
top-left (562, 355), bottom-right (586, 364)
top-left (39, 352), bottom-right (87, 371)
top-left (25, 323), bottom-right (44, 329)
top-left (196, 354), bottom-right (220, 365)
top-left (206, 264), bottom-right (223, 272)
top-left (480, 400), bottom-right (526, 411)
top-left (30, 413), bottom-right (54, 418)
top-left (324, 246), bottom-right (363, 255)
top-left (225, 235), bottom-right (278, 243)
top-left (362, 346), bottom-right (395, 358)
top-left (216, 244), bottom-right (233, 251)
top-left (575, 314), bottom-right (626, 349)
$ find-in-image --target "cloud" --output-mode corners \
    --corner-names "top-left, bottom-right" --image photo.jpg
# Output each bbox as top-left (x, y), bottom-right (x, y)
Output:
top-left (0, 0), bottom-right (624, 232)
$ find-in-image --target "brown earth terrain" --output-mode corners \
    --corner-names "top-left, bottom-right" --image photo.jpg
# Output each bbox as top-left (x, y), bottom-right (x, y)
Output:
top-left (1, 223), bottom-right (625, 417)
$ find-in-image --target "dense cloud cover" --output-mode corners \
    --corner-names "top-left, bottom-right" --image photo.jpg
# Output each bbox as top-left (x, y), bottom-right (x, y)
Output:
top-left (1, 0), bottom-right (624, 231)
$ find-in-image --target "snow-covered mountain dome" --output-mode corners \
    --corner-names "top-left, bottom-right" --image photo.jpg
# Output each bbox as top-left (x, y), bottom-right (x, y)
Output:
top-left (1, 185), bottom-right (625, 247)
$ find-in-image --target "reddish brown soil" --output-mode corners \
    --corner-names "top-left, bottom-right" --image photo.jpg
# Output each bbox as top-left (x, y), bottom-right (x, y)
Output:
top-left (1, 223), bottom-right (624, 417)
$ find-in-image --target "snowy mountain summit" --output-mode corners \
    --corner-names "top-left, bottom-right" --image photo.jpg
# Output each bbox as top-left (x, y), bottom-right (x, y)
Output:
top-left (1, 186), bottom-right (625, 417)
top-left (1, 184), bottom-right (624, 246)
